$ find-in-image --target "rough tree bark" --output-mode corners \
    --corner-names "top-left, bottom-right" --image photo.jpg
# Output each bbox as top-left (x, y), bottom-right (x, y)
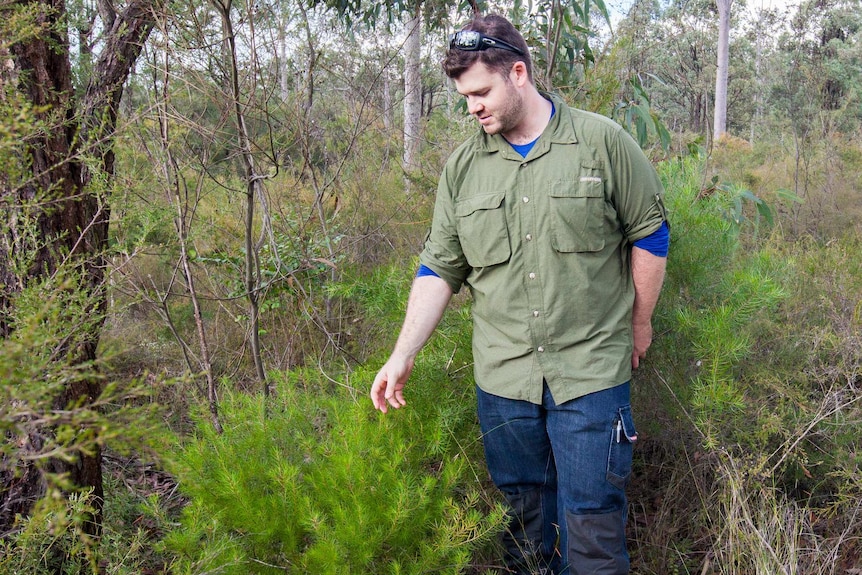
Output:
top-left (0, 0), bottom-right (159, 535)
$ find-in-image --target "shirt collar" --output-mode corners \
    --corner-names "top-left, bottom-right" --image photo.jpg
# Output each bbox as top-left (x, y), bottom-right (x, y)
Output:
top-left (472, 92), bottom-right (579, 158)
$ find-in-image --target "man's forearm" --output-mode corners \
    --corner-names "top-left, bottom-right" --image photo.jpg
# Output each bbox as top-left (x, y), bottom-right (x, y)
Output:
top-left (370, 274), bottom-right (453, 413)
top-left (391, 274), bottom-right (453, 361)
top-left (631, 246), bottom-right (667, 367)
top-left (631, 246), bottom-right (667, 324)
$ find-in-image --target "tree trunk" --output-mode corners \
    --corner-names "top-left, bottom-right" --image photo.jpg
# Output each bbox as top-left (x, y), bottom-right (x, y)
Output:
top-left (383, 26), bottom-right (393, 132)
top-left (713, 0), bottom-right (732, 140)
top-left (278, 6), bottom-right (290, 101)
top-left (213, 0), bottom-right (269, 392)
top-left (0, 0), bottom-right (159, 536)
top-left (402, 4), bottom-right (422, 181)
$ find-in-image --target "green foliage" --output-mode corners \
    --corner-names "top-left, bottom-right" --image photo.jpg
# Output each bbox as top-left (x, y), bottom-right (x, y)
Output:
top-left (0, 489), bottom-right (101, 575)
top-left (0, 264), bottom-right (166, 575)
top-left (654, 158), bottom-right (791, 448)
top-left (512, 0), bottom-right (611, 90)
top-left (0, 269), bottom-right (160, 469)
top-left (0, 473), bottom-right (175, 575)
top-left (0, 92), bottom-right (46, 188)
top-left (783, 0), bottom-right (862, 128)
top-left (638, 152), bottom-right (862, 572)
top-left (162, 381), bottom-right (504, 574)
top-left (763, 235), bottom-right (862, 491)
top-left (192, 215), bottom-right (339, 304)
top-left (161, 266), bottom-right (504, 574)
top-left (0, 3), bottom-right (46, 50)
top-left (612, 74), bottom-right (672, 152)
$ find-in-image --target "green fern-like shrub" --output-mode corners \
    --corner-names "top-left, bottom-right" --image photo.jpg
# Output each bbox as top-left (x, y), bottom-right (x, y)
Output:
top-left (161, 269), bottom-right (505, 574)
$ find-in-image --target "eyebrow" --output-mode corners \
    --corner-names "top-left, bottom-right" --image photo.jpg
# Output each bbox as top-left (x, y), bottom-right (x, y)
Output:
top-left (456, 84), bottom-right (491, 97)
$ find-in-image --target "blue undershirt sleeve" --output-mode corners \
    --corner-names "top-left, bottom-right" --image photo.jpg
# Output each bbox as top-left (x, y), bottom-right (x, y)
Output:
top-left (632, 221), bottom-right (670, 257)
top-left (416, 264), bottom-right (441, 278)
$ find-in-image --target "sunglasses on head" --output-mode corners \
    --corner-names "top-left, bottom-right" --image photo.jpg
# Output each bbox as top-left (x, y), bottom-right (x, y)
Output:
top-left (448, 30), bottom-right (526, 56)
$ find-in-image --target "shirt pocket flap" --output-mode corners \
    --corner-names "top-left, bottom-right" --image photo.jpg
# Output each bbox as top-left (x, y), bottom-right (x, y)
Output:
top-left (454, 192), bottom-right (510, 268)
top-left (549, 180), bottom-right (604, 199)
top-left (455, 192), bottom-right (506, 216)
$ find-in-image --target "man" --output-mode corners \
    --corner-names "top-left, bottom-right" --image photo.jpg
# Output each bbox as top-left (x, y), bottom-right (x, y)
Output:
top-left (371, 14), bottom-right (669, 575)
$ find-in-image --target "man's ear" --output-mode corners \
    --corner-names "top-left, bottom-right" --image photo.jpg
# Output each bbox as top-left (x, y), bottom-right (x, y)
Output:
top-left (510, 61), bottom-right (530, 87)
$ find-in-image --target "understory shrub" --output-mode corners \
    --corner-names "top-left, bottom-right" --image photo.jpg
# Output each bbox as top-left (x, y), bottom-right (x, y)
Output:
top-left (0, 490), bottom-right (101, 575)
top-left (161, 267), bottom-right (505, 575)
top-left (632, 155), bottom-right (862, 574)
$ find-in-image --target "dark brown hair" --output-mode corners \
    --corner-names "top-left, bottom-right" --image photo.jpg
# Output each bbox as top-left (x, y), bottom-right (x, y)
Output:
top-left (442, 14), bottom-right (532, 82)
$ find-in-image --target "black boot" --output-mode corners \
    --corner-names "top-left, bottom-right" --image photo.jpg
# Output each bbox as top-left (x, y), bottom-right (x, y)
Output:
top-left (501, 487), bottom-right (557, 574)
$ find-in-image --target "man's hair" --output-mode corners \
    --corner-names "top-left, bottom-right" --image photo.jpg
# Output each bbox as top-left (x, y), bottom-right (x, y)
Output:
top-left (442, 14), bottom-right (532, 82)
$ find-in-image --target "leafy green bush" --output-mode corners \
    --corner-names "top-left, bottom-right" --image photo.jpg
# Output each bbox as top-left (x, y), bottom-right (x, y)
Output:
top-left (161, 268), bottom-right (505, 574)
top-left (633, 154), bottom-right (862, 573)
top-left (650, 157), bottom-right (791, 449)
top-left (0, 490), bottom-right (101, 575)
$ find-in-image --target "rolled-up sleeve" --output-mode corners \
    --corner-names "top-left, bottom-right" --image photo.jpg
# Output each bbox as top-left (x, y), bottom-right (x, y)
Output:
top-left (418, 160), bottom-right (471, 294)
top-left (608, 129), bottom-right (667, 244)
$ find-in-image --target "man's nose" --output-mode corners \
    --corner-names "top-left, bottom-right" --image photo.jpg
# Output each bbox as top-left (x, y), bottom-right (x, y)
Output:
top-left (467, 98), bottom-right (483, 115)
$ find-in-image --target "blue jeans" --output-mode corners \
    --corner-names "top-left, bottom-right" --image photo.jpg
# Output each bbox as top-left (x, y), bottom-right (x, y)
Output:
top-left (477, 381), bottom-right (636, 575)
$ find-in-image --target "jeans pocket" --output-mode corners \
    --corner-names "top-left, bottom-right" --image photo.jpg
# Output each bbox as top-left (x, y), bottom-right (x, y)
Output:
top-left (606, 405), bottom-right (637, 490)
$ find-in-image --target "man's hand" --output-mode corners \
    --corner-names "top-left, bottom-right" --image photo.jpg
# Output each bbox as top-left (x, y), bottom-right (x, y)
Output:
top-left (369, 275), bottom-right (453, 414)
top-left (370, 355), bottom-right (414, 413)
top-left (632, 320), bottom-right (653, 369)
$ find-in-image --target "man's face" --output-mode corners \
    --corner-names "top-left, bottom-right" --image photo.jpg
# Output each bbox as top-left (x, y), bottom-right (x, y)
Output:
top-left (453, 62), bottom-right (524, 137)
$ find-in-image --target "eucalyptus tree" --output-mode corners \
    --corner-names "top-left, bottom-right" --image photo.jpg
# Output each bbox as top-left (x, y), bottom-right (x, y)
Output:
top-left (713, 0), bottom-right (732, 139)
top-left (311, 0), bottom-right (458, 183)
top-left (769, 0), bottom-right (862, 224)
top-left (793, 0), bottom-right (862, 128)
top-left (510, 0), bottom-right (611, 92)
top-left (615, 0), bottom-right (717, 134)
top-left (403, 1), bottom-right (423, 175)
top-left (0, 0), bottom-right (160, 539)
top-left (743, 6), bottom-right (783, 142)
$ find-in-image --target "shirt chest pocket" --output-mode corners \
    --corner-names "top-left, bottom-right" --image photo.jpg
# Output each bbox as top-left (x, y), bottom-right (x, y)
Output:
top-left (455, 192), bottom-right (511, 267)
top-left (549, 170), bottom-right (606, 253)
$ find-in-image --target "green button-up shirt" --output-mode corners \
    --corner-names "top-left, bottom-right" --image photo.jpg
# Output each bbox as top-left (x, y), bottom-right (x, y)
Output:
top-left (419, 94), bottom-right (667, 405)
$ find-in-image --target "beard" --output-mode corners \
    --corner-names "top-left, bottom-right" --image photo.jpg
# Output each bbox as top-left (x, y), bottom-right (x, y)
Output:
top-left (479, 81), bottom-right (525, 137)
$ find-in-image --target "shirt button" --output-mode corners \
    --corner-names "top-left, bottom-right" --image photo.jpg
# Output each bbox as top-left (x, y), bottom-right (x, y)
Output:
top-left (525, 234), bottom-right (533, 241)
top-left (537, 346), bottom-right (545, 353)
top-left (522, 197), bottom-right (529, 203)
top-left (529, 272), bottom-right (536, 279)
top-left (533, 310), bottom-right (540, 317)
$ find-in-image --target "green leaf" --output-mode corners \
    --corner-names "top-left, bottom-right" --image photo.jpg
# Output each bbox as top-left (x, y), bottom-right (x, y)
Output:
top-left (756, 201), bottom-right (775, 226)
top-left (657, 118), bottom-right (673, 152)
top-left (776, 188), bottom-right (804, 204)
top-left (738, 189), bottom-right (763, 205)
top-left (592, 0), bottom-right (612, 26)
top-left (636, 117), bottom-right (648, 147)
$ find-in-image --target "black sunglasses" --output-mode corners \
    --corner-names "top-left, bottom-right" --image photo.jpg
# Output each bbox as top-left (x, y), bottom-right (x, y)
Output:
top-left (448, 30), bottom-right (526, 56)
